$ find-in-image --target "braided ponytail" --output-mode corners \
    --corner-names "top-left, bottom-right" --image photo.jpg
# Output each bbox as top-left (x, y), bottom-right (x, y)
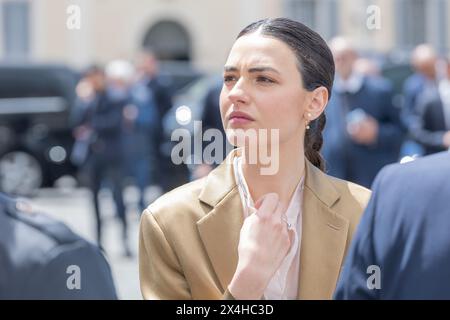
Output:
top-left (304, 113), bottom-right (326, 171)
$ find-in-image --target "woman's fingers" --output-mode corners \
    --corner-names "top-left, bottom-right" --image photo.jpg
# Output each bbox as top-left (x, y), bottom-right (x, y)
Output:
top-left (254, 193), bottom-right (289, 229)
top-left (253, 193), bottom-right (271, 210)
top-left (254, 193), bottom-right (279, 218)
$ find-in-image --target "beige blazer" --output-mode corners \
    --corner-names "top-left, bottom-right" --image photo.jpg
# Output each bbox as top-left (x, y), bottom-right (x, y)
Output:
top-left (139, 150), bottom-right (371, 300)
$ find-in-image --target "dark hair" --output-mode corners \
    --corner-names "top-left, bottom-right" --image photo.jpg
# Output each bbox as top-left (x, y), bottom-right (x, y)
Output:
top-left (237, 18), bottom-right (335, 171)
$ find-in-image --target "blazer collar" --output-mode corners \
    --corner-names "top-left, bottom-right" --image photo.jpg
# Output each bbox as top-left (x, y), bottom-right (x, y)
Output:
top-left (197, 149), bottom-right (349, 299)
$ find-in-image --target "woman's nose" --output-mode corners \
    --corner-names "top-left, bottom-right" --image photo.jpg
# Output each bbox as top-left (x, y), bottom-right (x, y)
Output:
top-left (228, 79), bottom-right (249, 105)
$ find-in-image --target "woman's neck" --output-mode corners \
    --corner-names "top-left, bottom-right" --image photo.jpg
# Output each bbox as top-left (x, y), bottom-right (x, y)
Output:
top-left (241, 139), bottom-right (305, 210)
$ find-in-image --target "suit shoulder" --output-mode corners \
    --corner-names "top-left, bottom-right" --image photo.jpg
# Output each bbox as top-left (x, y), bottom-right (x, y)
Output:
top-left (0, 195), bottom-right (89, 250)
top-left (416, 87), bottom-right (440, 108)
top-left (0, 195), bottom-right (108, 296)
top-left (375, 152), bottom-right (450, 189)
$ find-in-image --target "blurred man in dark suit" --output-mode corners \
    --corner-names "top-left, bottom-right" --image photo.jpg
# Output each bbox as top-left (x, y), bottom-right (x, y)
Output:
top-left (72, 63), bottom-right (130, 257)
top-left (403, 44), bottom-right (438, 119)
top-left (334, 152), bottom-right (450, 299)
top-left (400, 44), bottom-right (439, 157)
top-left (0, 192), bottom-right (117, 299)
top-left (322, 37), bottom-right (404, 188)
top-left (409, 58), bottom-right (450, 155)
top-left (135, 50), bottom-right (174, 190)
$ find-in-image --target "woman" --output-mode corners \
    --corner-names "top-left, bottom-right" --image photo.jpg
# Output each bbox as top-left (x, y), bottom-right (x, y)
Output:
top-left (139, 18), bottom-right (371, 300)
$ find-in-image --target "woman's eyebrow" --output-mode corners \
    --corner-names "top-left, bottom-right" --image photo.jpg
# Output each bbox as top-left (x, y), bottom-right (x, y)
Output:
top-left (223, 66), bottom-right (238, 72)
top-left (248, 67), bottom-right (280, 74)
top-left (223, 66), bottom-right (280, 74)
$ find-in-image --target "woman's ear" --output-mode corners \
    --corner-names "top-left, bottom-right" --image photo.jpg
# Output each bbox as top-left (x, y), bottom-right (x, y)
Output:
top-left (304, 86), bottom-right (329, 121)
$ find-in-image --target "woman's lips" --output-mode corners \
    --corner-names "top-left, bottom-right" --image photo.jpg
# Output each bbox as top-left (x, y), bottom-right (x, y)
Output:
top-left (228, 111), bottom-right (254, 125)
top-left (229, 116), bottom-right (254, 125)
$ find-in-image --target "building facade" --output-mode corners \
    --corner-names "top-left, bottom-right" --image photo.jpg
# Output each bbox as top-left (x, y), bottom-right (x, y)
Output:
top-left (0, 0), bottom-right (449, 71)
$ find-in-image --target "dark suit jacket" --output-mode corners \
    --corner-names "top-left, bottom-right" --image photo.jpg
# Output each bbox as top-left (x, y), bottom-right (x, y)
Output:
top-left (334, 152), bottom-right (450, 299)
top-left (146, 77), bottom-right (173, 121)
top-left (402, 73), bottom-right (427, 113)
top-left (0, 193), bottom-right (117, 299)
top-left (71, 90), bottom-right (127, 163)
top-left (322, 76), bottom-right (404, 188)
top-left (409, 88), bottom-right (449, 155)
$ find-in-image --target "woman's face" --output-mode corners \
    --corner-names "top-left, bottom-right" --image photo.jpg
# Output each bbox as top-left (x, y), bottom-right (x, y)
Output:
top-left (220, 32), bottom-right (310, 148)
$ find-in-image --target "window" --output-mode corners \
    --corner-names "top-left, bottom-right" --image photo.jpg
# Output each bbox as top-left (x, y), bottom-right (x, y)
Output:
top-left (396, 0), bottom-right (448, 53)
top-left (428, 0), bottom-right (448, 54)
top-left (142, 20), bottom-right (191, 61)
top-left (396, 0), bottom-right (426, 50)
top-left (284, 0), bottom-right (317, 30)
top-left (283, 0), bottom-right (338, 40)
top-left (1, 0), bottom-right (30, 59)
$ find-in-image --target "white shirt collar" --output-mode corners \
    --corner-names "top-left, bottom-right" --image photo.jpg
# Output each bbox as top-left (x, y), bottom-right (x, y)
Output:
top-left (439, 79), bottom-right (450, 129)
top-left (233, 155), bottom-right (304, 218)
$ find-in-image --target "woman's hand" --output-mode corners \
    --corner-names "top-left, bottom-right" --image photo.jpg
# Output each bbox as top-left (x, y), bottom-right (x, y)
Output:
top-left (228, 193), bottom-right (293, 299)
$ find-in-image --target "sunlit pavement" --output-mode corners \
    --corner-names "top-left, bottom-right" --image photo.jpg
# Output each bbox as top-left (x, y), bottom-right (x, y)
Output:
top-left (28, 184), bottom-right (162, 300)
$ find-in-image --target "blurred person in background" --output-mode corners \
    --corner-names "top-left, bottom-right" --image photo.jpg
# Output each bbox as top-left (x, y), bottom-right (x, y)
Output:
top-left (136, 49), bottom-right (173, 119)
top-left (191, 79), bottom-right (231, 180)
top-left (400, 44), bottom-right (439, 157)
top-left (71, 62), bottom-right (131, 257)
top-left (0, 192), bottom-right (117, 299)
top-left (403, 44), bottom-right (438, 116)
top-left (409, 58), bottom-right (450, 155)
top-left (123, 63), bottom-right (160, 213)
top-left (322, 37), bottom-right (404, 188)
top-left (353, 57), bottom-right (381, 78)
top-left (135, 50), bottom-right (173, 190)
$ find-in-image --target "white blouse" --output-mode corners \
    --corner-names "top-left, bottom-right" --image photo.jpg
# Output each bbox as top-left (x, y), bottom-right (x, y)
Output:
top-left (233, 155), bottom-right (304, 300)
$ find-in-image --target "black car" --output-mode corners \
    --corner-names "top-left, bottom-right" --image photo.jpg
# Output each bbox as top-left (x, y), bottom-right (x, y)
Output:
top-left (0, 64), bottom-right (79, 196)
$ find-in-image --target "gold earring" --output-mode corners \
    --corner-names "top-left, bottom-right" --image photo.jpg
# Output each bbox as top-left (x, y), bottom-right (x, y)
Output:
top-left (306, 113), bottom-right (312, 130)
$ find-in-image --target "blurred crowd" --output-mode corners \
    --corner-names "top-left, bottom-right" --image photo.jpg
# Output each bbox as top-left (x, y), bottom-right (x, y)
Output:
top-left (69, 50), bottom-right (172, 256)
top-left (321, 39), bottom-right (450, 188)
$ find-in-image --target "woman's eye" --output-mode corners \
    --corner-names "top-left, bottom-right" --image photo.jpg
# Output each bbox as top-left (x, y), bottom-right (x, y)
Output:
top-left (256, 76), bottom-right (275, 83)
top-left (223, 75), bottom-right (237, 83)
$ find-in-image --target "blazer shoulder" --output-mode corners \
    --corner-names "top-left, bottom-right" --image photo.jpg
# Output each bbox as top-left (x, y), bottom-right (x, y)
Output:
top-left (328, 175), bottom-right (372, 222)
top-left (144, 177), bottom-right (208, 228)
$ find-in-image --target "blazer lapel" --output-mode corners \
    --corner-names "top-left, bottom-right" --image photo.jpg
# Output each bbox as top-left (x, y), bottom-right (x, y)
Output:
top-left (197, 150), bottom-right (243, 292)
top-left (297, 160), bottom-right (350, 299)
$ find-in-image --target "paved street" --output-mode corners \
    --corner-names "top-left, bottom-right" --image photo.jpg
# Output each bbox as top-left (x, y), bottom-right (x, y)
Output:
top-left (28, 184), bottom-right (162, 300)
